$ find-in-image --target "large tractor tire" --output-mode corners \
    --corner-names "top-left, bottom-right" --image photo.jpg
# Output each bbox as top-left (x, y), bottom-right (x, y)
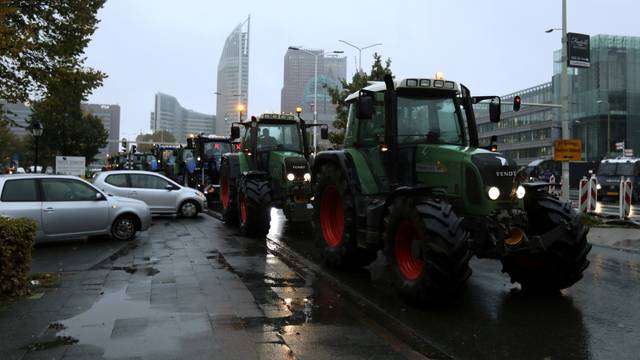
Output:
top-left (237, 177), bottom-right (271, 237)
top-left (313, 162), bottom-right (357, 266)
top-left (502, 190), bottom-right (591, 292)
top-left (383, 197), bottom-right (472, 303)
top-left (219, 160), bottom-right (238, 224)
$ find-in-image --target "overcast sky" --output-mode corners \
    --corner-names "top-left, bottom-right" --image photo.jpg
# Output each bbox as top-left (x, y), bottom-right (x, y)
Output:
top-left (84, 0), bottom-right (640, 140)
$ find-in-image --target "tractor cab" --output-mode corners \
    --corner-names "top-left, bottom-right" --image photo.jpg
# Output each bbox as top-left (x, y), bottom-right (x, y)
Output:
top-left (188, 133), bottom-right (234, 204)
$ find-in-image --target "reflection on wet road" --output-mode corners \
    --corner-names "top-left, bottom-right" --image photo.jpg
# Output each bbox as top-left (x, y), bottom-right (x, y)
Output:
top-left (266, 209), bottom-right (640, 360)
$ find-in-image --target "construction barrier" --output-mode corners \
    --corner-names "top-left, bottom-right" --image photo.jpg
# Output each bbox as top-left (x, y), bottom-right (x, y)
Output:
top-left (588, 174), bottom-right (598, 212)
top-left (549, 174), bottom-right (556, 194)
top-left (619, 177), bottom-right (633, 219)
top-left (578, 176), bottom-right (589, 213)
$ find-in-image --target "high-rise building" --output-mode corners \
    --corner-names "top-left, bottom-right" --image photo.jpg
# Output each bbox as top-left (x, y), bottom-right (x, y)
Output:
top-left (81, 103), bottom-right (121, 162)
top-left (216, 16), bottom-right (250, 133)
top-left (280, 48), bottom-right (347, 128)
top-left (477, 34), bottom-right (640, 165)
top-left (150, 92), bottom-right (215, 141)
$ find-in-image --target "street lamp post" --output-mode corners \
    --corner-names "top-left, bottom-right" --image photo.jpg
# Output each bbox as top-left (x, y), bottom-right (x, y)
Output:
top-left (288, 46), bottom-right (343, 152)
top-left (31, 121), bottom-right (43, 173)
top-left (545, 0), bottom-right (570, 201)
top-left (597, 100), bottom-right (611, 156)
top-left (338, 40), bottom-right (383, 73)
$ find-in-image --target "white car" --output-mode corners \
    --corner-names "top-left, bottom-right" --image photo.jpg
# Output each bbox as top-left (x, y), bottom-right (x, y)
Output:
top-left (0, 174), bottom-right (151, 243)
top-left (93, 170), bottom-right (206, 218)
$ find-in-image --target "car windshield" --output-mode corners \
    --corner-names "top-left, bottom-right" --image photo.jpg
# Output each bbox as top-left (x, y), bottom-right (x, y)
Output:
top-left (203, 142), bottom-right (231, 159)
top-left (617, 163), bottom-right (637, 176)
top-left (598, 163), bottom-right (616, 175)
top-left (397, 96), bottom-right (465, 145)
top-left (257, 123), bottom-right (302, 152)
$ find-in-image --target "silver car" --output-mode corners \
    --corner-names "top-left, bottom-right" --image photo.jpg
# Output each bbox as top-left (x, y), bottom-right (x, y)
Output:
top-left (93, 170), bottom-right (206, 218)
top-left (0, 174), bottom-right (151, 243)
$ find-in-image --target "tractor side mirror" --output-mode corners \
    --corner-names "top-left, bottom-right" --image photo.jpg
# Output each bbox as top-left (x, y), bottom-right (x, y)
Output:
top-left (320, 125), bottom-right (329, 140)
top-left (230, 126), bottom-right (240, 140)
top-left (356, 93), bottom-right (374, 119)
top-left (489, 97), bottom-right (501, 123)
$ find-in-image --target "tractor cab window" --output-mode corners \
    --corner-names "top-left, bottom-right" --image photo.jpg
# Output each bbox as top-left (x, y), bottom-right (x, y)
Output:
top-left (617, 163), bottom-right (638, 176)
top-left (257, 124), bottom-right (302, 153)
top-left (203, 142), bottom-right (231, 160)
top-left (397, 96), bottom-right (465, 146)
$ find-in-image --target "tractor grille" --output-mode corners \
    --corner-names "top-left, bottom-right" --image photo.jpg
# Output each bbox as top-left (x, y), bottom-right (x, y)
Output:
top-left (471, 152), bottom-right (518, 200)
top-left (284, 157), bottom-right (309, 178)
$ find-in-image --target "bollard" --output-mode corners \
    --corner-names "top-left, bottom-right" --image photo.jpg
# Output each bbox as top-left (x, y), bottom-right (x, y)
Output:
top-left (578, 176), bottom-right (589, 213)
top-left (619, 177), bottom-right (633, 219)
top-left (588, 174), bottom-right (598, 213)
top-left (549, 174), bottom-right (556, 194)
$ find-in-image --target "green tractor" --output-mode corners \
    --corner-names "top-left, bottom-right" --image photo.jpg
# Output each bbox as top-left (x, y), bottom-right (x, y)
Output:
top-left (219, 113), bottom-right (328, 236)
top-left (312, 74), bottom-right (591, 302)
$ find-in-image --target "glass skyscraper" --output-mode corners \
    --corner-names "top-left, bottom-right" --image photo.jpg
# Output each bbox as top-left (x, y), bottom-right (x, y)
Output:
top-left (216, 16), bottom-right (250, 134)
top-left (150, 93), bottom-right (215, 141)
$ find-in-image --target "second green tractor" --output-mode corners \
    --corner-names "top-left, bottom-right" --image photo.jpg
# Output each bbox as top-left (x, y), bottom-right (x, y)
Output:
top-left (219, 113), bottom-right (327, 236)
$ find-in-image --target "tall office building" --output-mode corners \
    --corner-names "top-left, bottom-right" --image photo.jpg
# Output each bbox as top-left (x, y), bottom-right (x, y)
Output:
top-left (216, 16), bottom-right (250, 133)
top-left (476, 34), bottom-right (640, 165)
top-left (281, 48), bottom-right (347, 127)
top-left (81, 103), bottom-right (121, 162)
top-left (150, 92), bottom-right (215, 141)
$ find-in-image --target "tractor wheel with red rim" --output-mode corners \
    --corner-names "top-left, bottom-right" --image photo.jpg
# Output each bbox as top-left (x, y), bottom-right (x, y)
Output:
top-left (383, 197), bottom-right (472, 304)
top-left (313, 162), bottom-right (357, 266)
top-left (219, 159), bottom-right (238, 225)
top-left (237, 176), bottom-right (271, 237)
top-left (501, 189), bottom-right (591, 292)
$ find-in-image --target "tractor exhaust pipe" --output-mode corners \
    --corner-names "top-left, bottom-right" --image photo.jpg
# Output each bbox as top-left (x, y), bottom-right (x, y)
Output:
top-left (384, 73), bottom-right (394, 91)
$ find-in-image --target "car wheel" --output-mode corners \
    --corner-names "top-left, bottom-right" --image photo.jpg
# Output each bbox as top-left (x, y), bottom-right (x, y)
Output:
top-left (179, 200), bottom-right (199, 218)
top-left (111, 215), bottom-right (138, 241)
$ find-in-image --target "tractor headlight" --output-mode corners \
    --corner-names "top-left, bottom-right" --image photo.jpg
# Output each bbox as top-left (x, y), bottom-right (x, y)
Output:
top-left (596, 183), bottom-right (602, 190)
top-left (516, 185), bottom-right (526, 199)
top-left (488, 186), bottom-right (500, 200)
top-left (287, 173), bottom-right (295, 181)
top-left (303, 173), bottom-right (311, 182)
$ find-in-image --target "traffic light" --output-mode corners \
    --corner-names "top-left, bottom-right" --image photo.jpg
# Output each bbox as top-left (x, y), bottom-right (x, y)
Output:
top-left (121, 138), bottom-right (128, 151)
top-left (513, 96), bottom-right (522, 112)
top-left (131, 145), bottom-right (137, 153)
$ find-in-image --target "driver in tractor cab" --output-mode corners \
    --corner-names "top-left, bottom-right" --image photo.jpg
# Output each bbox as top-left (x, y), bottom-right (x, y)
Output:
top-left (258, 128), bottom-right (278, 149)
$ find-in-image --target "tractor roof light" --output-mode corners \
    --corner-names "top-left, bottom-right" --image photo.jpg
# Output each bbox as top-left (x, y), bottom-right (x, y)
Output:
top-left (435, 71), bottom-right (444, 80)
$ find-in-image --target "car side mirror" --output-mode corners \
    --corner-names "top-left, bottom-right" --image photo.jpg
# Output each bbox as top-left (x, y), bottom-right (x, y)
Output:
top-left (95, 192), bottom-right (105, 201)
top-left (356, 93), bottom-right (374, 119)
top-left (320, 125), bottom-right (329, 140)
top-left (231, 126), bottom-right (240, 140)
top-left (165, 184), bottom-right (175, 191)
top-left (489, 97), bottom-right (501, 123)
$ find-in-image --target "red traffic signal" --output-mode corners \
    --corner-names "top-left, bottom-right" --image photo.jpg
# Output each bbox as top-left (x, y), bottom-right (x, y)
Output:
top-left (513, 96), bottom-right (522, 111)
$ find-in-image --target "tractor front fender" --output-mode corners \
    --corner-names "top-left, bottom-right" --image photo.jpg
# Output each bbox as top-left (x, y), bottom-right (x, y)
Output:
top-left (221, 153), bottom-right (241, 184)
top-left (312, 151), bottom-right (361, 196)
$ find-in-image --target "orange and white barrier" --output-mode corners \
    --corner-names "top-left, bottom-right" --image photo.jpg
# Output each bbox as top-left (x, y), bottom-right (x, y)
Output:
top-left (549, 174), bottom-right (556, 194)
top-left (619, 177), bottom-right (633, 219)
top-left (578, 177), bottom-right (589, 213)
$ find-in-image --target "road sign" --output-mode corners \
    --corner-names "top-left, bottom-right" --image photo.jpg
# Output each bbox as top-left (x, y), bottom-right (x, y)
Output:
top-left (55, 156), bottom-right (85, 176)
top-left (554, 139), bottom-right (582, 161)
top-left (616, 142), bottom-right (625, 150)
top-left (624, 149), bottom-right (634, 157)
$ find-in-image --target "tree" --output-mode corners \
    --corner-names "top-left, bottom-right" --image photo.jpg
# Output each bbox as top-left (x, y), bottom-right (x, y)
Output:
top-left (135, 130), bottom-right (177, 152)
top-left (327, 53), bottom-right (393, 146)
top-left (0, 123), bottom-right (25, 167)
top-left (0, 0), bottom-right (107, 104)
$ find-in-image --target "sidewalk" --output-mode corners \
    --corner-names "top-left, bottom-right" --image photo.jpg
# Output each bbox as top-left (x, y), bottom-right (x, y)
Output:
top-left (0, 216), bottom-right (411, 360)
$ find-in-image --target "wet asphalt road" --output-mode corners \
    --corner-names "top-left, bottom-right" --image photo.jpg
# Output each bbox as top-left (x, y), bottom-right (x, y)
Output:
top-left (260, 208), bottom-right (640, 360)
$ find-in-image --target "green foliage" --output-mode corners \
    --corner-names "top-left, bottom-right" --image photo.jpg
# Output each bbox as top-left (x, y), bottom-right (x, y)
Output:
top-left (0, 121), bottom-right (25, 166)
top-left (0, 217), bottom-right (36, 298)
top-left (0, 0), bottom-right (107, 103)
top-left (327, 53), bottom-right (393, 146)
top-left (136, 130), bottom-right (177, 152)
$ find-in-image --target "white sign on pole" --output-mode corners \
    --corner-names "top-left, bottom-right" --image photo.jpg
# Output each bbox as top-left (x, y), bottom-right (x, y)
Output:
top-left (615, 142), bottom-right (625, 150)
top-left (55, 156), bottom-right (86, 176)
top-left (624, 149), bottom-right (634, 157)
